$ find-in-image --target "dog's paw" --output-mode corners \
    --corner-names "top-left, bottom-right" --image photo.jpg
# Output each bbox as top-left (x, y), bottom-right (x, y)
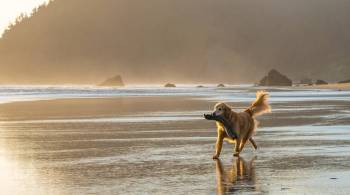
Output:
top-left (212, 154), bottom-right (219, 159)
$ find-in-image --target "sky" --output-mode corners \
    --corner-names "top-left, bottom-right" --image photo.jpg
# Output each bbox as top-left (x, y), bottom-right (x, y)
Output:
top-left (0, 0), bottom-right (49, 37)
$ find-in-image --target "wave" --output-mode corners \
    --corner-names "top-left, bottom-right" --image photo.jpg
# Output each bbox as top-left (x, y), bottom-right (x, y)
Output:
top-left (0, 84), bottom-right (348, 104)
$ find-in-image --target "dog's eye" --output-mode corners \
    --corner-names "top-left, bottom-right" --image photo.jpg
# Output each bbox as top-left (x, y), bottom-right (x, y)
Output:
top-left (218, 108), bottom-right (222, 111)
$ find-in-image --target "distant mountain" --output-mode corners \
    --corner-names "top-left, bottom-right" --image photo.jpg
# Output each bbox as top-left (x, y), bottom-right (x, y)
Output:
top-left (0, 0), bottom-right (350, 84)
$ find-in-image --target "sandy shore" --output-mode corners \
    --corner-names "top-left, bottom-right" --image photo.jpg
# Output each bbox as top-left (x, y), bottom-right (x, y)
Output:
top-left (0, 89), bottom-right (349, 194)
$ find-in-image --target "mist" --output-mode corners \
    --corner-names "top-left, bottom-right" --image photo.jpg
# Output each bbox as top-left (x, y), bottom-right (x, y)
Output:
top-left (0, 0), bottom-right (349, 84)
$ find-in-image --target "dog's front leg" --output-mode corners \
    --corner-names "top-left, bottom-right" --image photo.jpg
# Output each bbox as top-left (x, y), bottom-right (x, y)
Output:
top-left (213, 131), bottom-right (224, 159)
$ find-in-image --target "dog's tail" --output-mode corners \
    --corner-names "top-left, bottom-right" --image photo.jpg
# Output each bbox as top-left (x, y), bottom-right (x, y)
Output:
top-left (246, 91), bottom-right (271, 117)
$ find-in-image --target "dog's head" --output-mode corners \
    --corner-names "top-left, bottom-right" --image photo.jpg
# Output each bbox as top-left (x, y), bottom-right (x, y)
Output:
top-left (204, 102), bottom-right (233, 120)
top-left (213, 102), bottom-right (231, 118)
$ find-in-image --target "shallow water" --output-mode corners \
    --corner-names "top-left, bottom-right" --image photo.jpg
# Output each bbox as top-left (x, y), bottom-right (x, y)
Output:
top-left (0, 86), bottom-right (349, 194)
top-left (0, 84), bottom-right (349, 104)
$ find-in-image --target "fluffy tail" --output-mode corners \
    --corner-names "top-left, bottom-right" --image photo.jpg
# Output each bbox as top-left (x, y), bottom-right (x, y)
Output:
top-left (247, 91), bottom-right (271, 117)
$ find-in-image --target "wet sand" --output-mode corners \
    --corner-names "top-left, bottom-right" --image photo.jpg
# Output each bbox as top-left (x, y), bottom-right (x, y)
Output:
top-left (0, 89), bottom-right (349, 194)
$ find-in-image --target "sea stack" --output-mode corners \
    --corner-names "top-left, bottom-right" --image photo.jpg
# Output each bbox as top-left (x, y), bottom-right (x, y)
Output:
top-left (300, 78), bottom-right (313, 85)
top-left (338, 79), bottom-right (350, 84)
top-left (315, 80), bottom-right (328, 85)
top-left (259, 69), bottom-right (292, 86)
top-left (164, 83), bottom-right (176, 87)
top-left (99, 75), bottom-right (124, 87)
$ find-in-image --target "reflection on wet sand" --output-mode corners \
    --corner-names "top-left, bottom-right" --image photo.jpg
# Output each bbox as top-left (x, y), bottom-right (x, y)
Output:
top-left (0, 88), bottom-right (349, 194)
top-left (215, 157), bottom-right (257, 194)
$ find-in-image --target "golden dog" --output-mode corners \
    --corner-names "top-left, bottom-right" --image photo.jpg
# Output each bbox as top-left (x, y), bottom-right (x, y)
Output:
top-left (212, 91), bottom-right (270, 158)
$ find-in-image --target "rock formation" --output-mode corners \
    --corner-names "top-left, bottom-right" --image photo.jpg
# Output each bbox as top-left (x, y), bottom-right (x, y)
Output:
top-left (259, 69), bottom-right (292, 86)
top-left (99, 75), bottom-right (124, 87)
top-left (315, 80), bottom-right (328, 85)
top-left (300, 78), bottom-right (313, 85)
top-left (338, 79), bottom-right (350, 84)
top-left (164, 83), bottom-right (176, 87)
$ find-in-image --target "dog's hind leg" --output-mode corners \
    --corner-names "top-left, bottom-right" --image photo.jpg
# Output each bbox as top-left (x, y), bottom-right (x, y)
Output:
top-left (239, 137), bottom-right (249, 153)
top-left (249, 138), bottom-right (257, 150)
top-left (239, 137), bottom-right (257, 153)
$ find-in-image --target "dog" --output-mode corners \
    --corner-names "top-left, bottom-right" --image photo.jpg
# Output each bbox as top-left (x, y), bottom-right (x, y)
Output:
top-left (208, 91), bottom-right (270, 159)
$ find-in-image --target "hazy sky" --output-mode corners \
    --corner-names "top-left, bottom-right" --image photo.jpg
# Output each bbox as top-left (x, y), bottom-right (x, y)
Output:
top-left (0, 0), bottom-right (48, 36)
top-left (0, 0), bottom-right (349, 84)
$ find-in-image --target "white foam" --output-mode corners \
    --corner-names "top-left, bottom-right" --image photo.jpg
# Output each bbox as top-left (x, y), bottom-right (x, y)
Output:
top-left (0, 85), bottom-right (348, 104)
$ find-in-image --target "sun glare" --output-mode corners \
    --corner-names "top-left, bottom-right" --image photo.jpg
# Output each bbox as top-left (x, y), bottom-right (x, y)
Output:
top-left (0, 0), bottom-right (49, 37)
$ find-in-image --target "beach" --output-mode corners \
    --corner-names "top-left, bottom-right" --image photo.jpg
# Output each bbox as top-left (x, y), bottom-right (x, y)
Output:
top-left (0, 85), bottom-right (349, 194)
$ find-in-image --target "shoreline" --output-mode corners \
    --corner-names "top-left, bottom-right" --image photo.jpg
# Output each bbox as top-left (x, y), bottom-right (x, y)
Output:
top-left (0, 90), bottom-right (349, 126)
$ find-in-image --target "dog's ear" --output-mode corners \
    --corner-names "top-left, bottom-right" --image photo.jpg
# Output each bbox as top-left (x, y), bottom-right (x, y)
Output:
top-left (223, 104), bottom-right (231, 119)
top-left (224, 104), bottom-right (237, 119)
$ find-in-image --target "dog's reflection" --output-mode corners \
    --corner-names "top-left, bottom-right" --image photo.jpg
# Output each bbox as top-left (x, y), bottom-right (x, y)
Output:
top-left (215, 157), bottom-right (256, 194)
